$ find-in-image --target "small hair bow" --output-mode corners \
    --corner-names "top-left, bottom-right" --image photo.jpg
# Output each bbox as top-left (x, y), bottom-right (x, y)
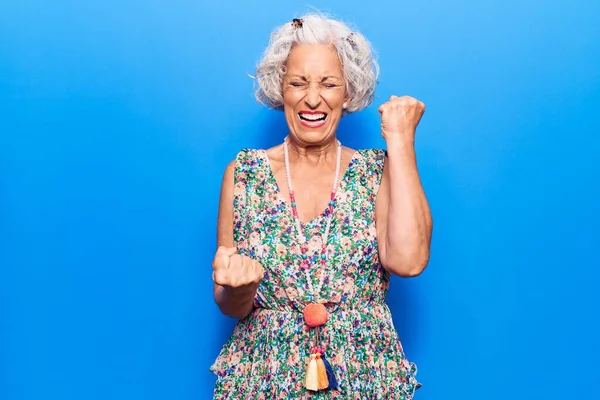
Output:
top-left (291, 18), bottom-right (303, 28)
top-left (346, 32), bottom-right (356, 46)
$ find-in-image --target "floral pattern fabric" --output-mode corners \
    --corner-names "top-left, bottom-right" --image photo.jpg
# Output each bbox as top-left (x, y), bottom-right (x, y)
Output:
top-left (211, 148), bottom-right (420, 399)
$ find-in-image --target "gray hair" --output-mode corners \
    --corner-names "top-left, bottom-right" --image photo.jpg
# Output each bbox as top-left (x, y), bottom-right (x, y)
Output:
top-left (254, 13), bottom-right (379, 115)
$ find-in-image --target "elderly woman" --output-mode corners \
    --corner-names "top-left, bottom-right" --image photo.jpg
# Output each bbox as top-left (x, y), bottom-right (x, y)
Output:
top-left (210, 12), bottom-right (432, 400)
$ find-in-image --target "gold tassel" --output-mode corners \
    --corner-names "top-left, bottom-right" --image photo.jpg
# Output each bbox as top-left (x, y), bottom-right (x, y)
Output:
top-left (305, 354), bottom-right (319, 391)
top-left (316, 353), bottom-right (329, 390)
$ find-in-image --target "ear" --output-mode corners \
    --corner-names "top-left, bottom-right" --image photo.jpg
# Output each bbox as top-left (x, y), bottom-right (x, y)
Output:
top-left (343, 96), bottom-right (351, 109)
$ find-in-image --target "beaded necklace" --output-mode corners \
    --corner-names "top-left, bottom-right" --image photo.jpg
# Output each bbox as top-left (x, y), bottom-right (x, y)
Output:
top-left (283, 136), bottom-right (341, 392)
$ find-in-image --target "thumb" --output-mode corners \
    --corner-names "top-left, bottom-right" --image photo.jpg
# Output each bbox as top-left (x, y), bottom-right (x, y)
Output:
top-left (216, 246), bottom-right (238, 258)
top-left (224, 246), bottom-right (238, 256)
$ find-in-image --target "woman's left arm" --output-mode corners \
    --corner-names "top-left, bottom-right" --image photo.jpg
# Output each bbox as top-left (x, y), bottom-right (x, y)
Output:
top-left (375, 95), bottom-right (433, 277)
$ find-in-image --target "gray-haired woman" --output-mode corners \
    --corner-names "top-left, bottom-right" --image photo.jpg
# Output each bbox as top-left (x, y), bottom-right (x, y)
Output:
top-left (210, 12), bottom-right (432, 399)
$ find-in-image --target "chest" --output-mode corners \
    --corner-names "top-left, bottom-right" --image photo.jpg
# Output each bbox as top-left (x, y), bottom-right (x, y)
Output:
top-left (276, 171), bottom-right (337, 224)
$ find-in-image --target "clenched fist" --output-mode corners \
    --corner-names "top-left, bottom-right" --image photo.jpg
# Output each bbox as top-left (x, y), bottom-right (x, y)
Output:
top-left (212, 246), bottom-right (264, 289)
top-left (378, 95), bottom-right (425, 143)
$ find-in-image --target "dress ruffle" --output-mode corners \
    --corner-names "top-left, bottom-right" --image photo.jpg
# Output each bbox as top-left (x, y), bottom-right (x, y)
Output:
top-left (211, 304), bottom-right (419, 399)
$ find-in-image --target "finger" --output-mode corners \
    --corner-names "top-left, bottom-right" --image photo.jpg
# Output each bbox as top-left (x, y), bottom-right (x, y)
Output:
top-left (256, 262), bottom-right (265, 281)
top-left (213, 249), bottom-right (231, 271)
top-left (223, 247), bottom-right (237, 271)
top-left (253, 260), bottom-right (262, 276)
top-left (249, 260), bottom-right (258, 282)
top-left (241, 256), bottom-right (253, 285)
top-left (390, 95), bottom-right (399, 101)
top-left (212, 269), bottom-right (227, 286)
top-left (240, 255), bottom-right (249, 274)
top-left (250, 260), bottom-right (262, 282)
top-left (229, 254), bottom-right (242, 270)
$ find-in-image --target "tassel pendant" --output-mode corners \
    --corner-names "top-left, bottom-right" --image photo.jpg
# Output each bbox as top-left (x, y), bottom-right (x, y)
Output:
top-left (315, 353), bottom-right (329, 390)
top-left (305, 347), bottom-right (339, 392)
top-left (320, 350), bottom-right (339, 389)
top-left (304, 325), bottom-right (338, 392)
top-left (305, 354), bottom-right (319, 391)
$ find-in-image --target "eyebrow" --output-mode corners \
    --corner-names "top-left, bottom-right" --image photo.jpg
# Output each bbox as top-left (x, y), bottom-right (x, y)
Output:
top-left (286, 75), bottom-right (343, 82)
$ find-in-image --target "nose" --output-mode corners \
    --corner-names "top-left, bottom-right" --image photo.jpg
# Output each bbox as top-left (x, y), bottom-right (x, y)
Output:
top-left (304, 85), bottom-right (322, 109)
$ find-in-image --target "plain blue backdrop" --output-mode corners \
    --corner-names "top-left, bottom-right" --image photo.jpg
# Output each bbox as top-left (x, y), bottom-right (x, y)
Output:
top-left (1, 1), bottom-right (599, 399)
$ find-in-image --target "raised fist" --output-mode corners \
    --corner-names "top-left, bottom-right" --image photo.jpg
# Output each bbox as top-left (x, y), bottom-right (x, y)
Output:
top-left (378, 95), bottom-right (425, 143)
top-left (212, 246), bottom-right (264, 289)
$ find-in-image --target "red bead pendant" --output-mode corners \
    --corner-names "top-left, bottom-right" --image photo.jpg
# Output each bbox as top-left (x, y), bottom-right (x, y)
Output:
top-left (303, 303), bottom-right (328, 327)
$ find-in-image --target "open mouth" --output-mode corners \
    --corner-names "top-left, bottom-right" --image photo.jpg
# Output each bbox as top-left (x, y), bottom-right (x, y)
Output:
top-left (298, 111), bottom-right (328, 128)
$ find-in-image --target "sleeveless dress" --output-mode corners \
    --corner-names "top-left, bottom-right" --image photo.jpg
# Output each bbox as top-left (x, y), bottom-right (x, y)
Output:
top-left (210, 148), bottom-right (420, 399)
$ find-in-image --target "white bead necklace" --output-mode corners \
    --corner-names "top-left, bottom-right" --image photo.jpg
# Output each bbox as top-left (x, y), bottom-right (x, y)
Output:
top-left (283, 136), bottom-right (342, 326)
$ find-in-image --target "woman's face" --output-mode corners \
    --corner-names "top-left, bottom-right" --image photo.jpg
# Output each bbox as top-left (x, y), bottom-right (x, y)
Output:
top-left (282, 44), bottom-right (347, 146)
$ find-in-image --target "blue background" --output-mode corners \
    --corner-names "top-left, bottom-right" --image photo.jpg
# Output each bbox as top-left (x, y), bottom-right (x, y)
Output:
top-left (1, 1), bottom-right (599, 399)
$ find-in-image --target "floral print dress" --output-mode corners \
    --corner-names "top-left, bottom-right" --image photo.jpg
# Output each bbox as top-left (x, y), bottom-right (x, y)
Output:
top-left (210, 148), bottom-right (420, 399)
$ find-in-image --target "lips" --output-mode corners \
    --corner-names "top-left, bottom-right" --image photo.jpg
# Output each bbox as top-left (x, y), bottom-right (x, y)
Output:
top-left (298, 111), bottom-right (328, 128)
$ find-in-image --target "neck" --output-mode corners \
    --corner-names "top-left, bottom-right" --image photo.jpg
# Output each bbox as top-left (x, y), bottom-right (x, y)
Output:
top-left (285, 135), bottom-right (339, 162)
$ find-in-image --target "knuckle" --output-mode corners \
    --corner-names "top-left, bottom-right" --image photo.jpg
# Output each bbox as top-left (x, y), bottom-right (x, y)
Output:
top-left (213, 270), bottom-right (225, 284)
top-left (212, 257), bottom-right (224, 270)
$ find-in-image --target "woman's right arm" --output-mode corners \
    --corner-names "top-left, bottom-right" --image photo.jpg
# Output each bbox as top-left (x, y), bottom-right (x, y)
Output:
top-left (212, 161), bottom-right (264, 319)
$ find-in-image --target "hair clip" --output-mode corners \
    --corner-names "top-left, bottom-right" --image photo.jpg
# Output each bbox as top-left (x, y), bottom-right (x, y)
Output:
top-left (292, 18), bottom-right (303, 29)
top-left (346, 32), bottom-right (356, 46)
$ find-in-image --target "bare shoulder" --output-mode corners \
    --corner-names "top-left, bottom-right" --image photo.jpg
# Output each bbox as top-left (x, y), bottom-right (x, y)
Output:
top-left (264, 143), bottom-right (284, 161)
top-left (340, 145), bottom-right (358, 166)
top-left (219, 154), bottom-right (240, 201)
top-left (264, 144), bottom-right (285, 175)
top-left (343, 145), bottom-right (357, 156)
top-left (221, 147), bottom-right (255, 181)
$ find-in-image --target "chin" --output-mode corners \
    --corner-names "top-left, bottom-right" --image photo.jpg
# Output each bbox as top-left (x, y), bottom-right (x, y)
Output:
top-left (292, 119), bottom-right (339, 143)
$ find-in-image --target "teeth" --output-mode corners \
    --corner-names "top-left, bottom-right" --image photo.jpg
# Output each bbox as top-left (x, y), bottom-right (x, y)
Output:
top-left (299, 113), bottom-right (326, 121)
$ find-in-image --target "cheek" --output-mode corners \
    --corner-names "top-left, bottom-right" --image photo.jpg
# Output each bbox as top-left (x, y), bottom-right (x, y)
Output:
top-left (324, 91), bottom-right (346, 109)
top-left (282, 93), bottom-right (299, 118)
top-left (282, 89), bottom-right (302, 105)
